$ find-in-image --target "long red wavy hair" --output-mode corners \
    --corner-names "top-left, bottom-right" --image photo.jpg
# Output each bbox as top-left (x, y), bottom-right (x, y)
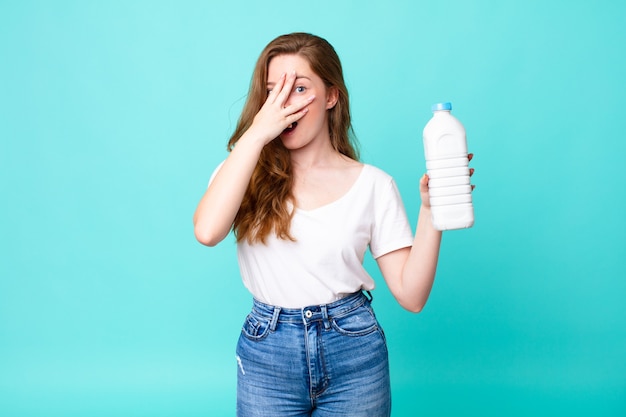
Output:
top-left (228, 33), bottom-right (359, 243)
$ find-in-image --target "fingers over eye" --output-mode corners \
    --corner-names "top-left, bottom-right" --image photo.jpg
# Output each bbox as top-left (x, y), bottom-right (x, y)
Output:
top-left (266, 74), bottom-right (285, 103)
top-left (277, 71), bottom-right (296, 101)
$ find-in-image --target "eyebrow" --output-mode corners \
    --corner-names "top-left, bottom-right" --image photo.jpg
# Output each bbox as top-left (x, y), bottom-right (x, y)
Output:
top-left (267, 75), bottom-right (311, 87)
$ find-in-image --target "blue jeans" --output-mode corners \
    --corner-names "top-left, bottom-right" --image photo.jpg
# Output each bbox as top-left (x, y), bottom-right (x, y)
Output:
top-left (236, 291), bottom-right (391, 417)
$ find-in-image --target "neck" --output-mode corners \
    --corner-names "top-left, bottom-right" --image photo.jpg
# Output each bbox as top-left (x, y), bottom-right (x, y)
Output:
top-left (290, 135), bottom-right (340, 170)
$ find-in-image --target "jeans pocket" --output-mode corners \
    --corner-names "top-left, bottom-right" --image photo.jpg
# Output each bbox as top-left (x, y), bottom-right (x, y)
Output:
top-left (331, 305), bottom-right (379, 337)
top-left (241, 312), bottom-right (272, 341)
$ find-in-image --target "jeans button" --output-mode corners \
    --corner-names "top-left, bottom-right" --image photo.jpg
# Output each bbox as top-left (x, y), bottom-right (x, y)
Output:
top-left (304, 310), bottom-right (312, 318)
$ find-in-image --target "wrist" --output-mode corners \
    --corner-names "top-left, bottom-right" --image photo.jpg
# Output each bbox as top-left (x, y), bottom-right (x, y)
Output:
top-left (418, 205), bottom-right (440, 229)
top-left (238, 128), bottom-right (270, 151)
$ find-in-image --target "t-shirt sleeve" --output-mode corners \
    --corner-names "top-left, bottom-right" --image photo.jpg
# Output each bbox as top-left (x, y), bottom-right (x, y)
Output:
top-left (369, 177), bottom-right (414, 259)
top-left (207, 160), bottom-right (225, 187)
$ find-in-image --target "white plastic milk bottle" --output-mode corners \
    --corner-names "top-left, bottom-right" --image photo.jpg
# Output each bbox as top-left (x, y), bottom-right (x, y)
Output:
top-left (422, 102), bottom-right (474, 230)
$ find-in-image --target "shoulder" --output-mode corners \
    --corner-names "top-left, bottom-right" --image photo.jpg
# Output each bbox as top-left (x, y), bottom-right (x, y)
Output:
top-left (350, 164), bottom-right (403, 203)
top-left (360, 164), bottom-right (408, 204)
top-left (361, 163), bottom-right (396, 185)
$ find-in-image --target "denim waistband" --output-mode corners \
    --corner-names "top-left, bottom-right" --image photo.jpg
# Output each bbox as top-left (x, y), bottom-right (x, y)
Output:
top-left (251, 291), bottom-right (372, 326)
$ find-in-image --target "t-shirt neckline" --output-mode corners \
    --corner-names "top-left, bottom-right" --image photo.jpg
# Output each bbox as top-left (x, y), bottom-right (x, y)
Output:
top-left (294, 164), bottom-right (368, 214)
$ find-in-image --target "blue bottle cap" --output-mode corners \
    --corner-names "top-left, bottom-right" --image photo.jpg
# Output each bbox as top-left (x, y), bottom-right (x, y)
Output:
top-left (432, 102), bottom-right (452, 111)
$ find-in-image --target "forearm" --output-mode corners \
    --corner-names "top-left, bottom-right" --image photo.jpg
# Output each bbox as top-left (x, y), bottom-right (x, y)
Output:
top-left (399, 205), bottom-right (442, 311)
top-left (193, 132), bottom-right (266, 246)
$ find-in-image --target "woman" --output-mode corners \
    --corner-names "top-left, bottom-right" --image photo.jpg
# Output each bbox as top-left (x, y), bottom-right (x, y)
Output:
top-left (193, 32), bottom-right (472, 417)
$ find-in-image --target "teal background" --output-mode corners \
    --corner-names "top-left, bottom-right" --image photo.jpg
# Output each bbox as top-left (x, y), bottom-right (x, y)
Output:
top-left (1, 0), bottom-right (625, 416)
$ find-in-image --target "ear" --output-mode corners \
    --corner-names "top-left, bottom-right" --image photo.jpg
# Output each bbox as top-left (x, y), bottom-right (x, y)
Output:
top-left (325, 86), bottom-right (339, 110)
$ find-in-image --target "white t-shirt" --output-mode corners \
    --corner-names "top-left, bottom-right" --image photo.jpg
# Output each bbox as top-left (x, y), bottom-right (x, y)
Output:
top-left (209, 163), bottom-right (414, 308)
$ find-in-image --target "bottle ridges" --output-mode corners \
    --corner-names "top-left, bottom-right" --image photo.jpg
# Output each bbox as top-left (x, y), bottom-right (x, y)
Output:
top-left (426, 155), bottom-right (472, 206)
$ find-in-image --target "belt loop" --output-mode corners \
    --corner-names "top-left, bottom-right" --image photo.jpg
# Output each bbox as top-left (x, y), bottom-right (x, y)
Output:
top-left (364, 290), bottom-right (373, 303)
top-left (320, 305), bottom-right (331, 330)
top-left (269, 306), bottom-right (281, 331)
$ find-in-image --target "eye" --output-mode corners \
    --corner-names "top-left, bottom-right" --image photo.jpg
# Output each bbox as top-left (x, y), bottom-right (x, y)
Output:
top-left (295, 86), bottom-right (306, 93)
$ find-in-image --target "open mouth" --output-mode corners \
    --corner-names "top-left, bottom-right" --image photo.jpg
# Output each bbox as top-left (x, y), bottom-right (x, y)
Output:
top-left (282, 121), bottom-right (298, 134)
